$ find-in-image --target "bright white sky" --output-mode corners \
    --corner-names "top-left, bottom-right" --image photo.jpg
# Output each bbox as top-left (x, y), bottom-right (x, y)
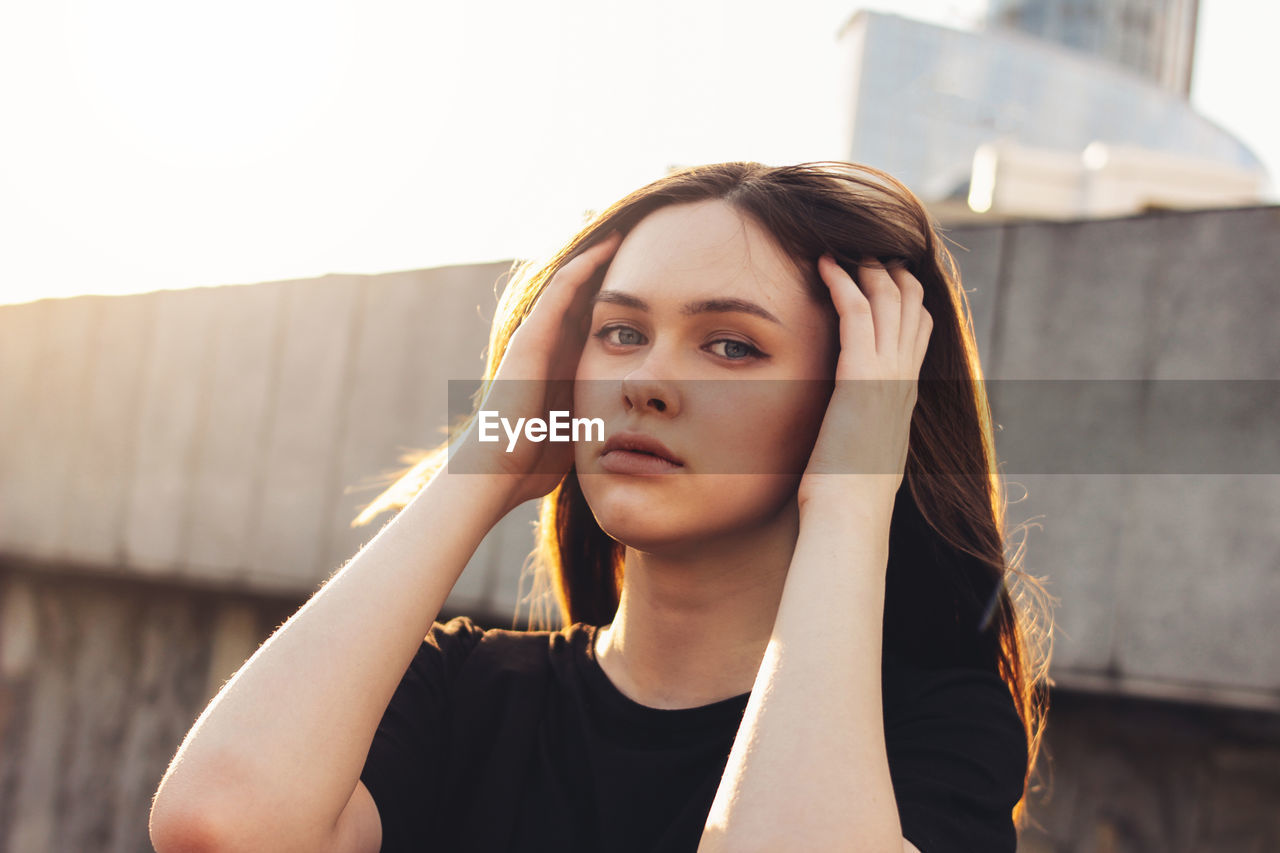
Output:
top-left (0, 0), bottom-right (1275, 306)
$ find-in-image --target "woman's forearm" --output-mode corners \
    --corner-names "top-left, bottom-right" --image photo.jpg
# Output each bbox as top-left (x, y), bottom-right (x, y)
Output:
top-left (700, 493), bottom-right (902, 853)
top-left (149, 468), bottom-right (514, 852)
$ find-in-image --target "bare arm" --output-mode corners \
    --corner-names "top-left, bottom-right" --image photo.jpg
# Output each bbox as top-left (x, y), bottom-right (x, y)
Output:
top-left (699, 255), bottom-right (932, 852)
top-left (148, 470), bottom-right (513, 853)
top-left (149, 231), bottom-right (623, 853)
top-left (698, 500), bottom-right (903, 853)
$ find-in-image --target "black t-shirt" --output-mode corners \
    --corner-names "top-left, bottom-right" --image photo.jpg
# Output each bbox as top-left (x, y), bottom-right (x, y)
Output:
top-left (360, 616), bottom-right (1027, 853)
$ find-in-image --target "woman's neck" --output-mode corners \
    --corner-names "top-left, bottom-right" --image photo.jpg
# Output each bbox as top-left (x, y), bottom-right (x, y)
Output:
top-left (593, 500), bottom-right (801, 710)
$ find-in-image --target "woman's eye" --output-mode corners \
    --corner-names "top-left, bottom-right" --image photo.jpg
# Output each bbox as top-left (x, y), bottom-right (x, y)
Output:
top-left (707, 339), bottom-right (764, 361)
top-left (595, 325), bottom-right (646, 346)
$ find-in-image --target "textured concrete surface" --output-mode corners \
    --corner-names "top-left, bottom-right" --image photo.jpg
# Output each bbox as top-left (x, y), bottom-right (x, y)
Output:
top-left (1017, 689), bottom-right (1280, 851)
top-left (948, 205), bottom-right (1280, 702)
top-left (942, 223), bottom-right (1004, 366)
top-left (124, 288), bottom-right (224, 577)
top-left (0, 569), bottom-right (300, 853)
top-left (184, 283), bottom-right (286, 576)
top-left (61, 295), bottom-right (155, 566)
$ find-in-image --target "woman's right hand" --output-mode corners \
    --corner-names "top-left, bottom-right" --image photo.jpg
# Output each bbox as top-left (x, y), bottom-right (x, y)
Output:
top-left (447, 230), bottom-right (623, 512)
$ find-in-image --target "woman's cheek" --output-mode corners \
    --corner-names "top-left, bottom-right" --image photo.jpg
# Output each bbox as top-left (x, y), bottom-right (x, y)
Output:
top-left (572, 375), bottom-right (609, 422)
top-left (768, 382), bottom-right (830, 474)
top-left (706, 386), bottom-right (816, 475)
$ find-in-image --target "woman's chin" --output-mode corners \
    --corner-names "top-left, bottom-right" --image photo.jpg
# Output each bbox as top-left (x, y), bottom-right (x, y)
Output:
top-left (588, 504), bottom-right (691, 554)
top-left (588, 501), bottom-right (774, 561)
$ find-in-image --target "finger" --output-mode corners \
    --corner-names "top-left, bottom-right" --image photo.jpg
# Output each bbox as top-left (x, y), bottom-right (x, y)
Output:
top-left (516, 232), bottom-right (622, 346)
top-left (914, 307), bottom-right (933, 370)
top-left (565, 234), bottom-right (625, 336)
top-left (533, 230), bottom-right (623, 330)
top-left (817, 254), bottom-right (877, 375)
top-left (884, 262), bottom-right (925, 367)
top-left (856, 256), bottom-right (902, 362)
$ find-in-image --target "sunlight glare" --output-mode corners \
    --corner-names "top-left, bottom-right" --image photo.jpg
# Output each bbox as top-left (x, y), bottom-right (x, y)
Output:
top-left (61, 0), bottom-right (344, 165)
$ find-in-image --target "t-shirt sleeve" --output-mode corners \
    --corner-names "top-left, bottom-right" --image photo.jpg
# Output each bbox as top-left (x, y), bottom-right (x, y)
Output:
top-left (359, 615), bottom-right (487, 853)
top-left (885, 664), bottom-right (1029, 853)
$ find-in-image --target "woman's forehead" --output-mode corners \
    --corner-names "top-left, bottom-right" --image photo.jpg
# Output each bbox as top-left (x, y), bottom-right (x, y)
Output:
top-left (601, 200), bottom-right (808, 304)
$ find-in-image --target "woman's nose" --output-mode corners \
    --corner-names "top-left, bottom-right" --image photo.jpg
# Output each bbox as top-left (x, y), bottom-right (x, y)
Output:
top-left (620, 361), bottom-right (681, 416)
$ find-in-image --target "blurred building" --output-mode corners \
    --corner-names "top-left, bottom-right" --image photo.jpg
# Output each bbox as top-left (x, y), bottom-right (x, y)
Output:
top-left (837, 10), bottom-right (1267, 220)
top-left (987, 0), bottom-right (1200, 96)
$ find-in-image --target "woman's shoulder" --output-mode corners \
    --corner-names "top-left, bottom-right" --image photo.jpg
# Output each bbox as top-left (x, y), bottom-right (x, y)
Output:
top-left (884, 650), bottom-right (1020, 719)
top-left (422, 614), bottom-right (584, 644)
top-left (417, 615), bottom-right (592, 677)
top-left (884, 649), bottom-right (1007, 694)
top-left (880, 654), bottom-right (1029, 851)
top-left (882, 650), bottom-right (1028, 781)
top-left (407, 618), bottom-right (602, 737)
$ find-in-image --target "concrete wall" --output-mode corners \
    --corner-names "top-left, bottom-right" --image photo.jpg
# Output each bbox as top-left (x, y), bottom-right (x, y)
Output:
top-left (2, 205), bottom-right (1278, 701)
top-left (0, 262), bottom-right (541, 624)
top-left (946, 206), bottom-right (1280, 709)
top-left (0, 565), bottom-right (486, 853)
top-left (0, 569), bottom-right (291, 852)
top-left (1016, 689), bottom-right (1280, 851)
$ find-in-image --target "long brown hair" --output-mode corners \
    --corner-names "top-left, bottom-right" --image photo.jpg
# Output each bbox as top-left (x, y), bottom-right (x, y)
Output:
top-left (356, 161), bottom-right (1054, 830)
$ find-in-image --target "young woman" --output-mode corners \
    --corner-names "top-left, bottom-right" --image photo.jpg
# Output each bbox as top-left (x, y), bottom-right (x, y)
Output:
top-left (150, 162), bottom-right (1052, 853)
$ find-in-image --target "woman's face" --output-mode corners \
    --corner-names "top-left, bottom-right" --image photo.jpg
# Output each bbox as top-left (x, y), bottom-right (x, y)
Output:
top-left (573, 199), bottom-right (839, 553)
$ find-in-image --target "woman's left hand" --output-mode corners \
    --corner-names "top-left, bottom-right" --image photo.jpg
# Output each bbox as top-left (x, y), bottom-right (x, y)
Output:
top-left (797, 254), bottom-right (933, 513)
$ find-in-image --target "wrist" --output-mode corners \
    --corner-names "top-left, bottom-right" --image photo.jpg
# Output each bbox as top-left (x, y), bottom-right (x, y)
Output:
top-left (427, 464), bottom-right (525, 525)
top-left (797, 475), bottom-right (899, 521)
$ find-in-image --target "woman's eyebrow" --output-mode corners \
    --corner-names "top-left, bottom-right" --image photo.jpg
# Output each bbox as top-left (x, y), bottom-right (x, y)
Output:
top-left (591, 291), bottom-right (781, 325)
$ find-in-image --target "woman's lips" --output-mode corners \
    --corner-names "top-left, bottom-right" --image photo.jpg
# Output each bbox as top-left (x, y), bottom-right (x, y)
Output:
top-left (599, 431), bottom-right (684, 474)
top-left (598, 449), bottom-right (684, 475)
